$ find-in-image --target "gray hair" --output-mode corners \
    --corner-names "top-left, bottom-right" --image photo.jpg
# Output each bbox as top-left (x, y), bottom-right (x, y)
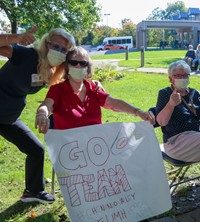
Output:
top-left (168, 60), bottom-right (191, 77)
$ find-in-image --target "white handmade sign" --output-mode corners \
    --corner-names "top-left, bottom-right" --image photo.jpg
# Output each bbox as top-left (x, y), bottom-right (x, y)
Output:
top-left (45, 121), bottom-right (172, 222)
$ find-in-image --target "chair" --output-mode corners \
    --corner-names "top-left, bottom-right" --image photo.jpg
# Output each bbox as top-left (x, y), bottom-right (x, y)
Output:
top-left (149, 106), bottom-right (200, 196)
top-left (160, 144), bottom-right (200, 196)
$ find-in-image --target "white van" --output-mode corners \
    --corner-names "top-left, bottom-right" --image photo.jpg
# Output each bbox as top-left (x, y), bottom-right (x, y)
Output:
top-left (96, 36), bottom-right (133, 51)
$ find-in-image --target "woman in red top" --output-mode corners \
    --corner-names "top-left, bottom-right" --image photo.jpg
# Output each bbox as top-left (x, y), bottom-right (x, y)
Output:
top-left (35, 46), bottom-right (155, 133)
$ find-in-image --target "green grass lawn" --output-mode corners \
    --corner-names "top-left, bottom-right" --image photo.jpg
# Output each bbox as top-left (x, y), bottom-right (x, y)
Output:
top-left (0, 49), bottom-right (200, 221)
top-left (92, 49), bottom-right (186, 68)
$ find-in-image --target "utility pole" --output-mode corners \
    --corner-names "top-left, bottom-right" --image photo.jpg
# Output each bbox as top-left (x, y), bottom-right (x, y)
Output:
top-left (104, 13), bottom-right (110, 26)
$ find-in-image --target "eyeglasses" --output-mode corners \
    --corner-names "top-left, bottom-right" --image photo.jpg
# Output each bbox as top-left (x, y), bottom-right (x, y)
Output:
top-left (172, 74), bottom-right (190, 79)
top-left (68, 60), bottom-right (89, 67)
top-left (47, 41), bottom-right (69, 54)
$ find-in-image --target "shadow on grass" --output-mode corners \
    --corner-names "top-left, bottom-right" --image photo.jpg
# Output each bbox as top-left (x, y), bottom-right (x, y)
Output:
top-left (0, 200), bottom-right (57, 222)
top-left (0, 201), bottom-right (39, 221)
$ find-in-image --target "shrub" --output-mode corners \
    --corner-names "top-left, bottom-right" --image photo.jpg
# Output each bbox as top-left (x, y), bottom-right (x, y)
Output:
top-left (92, 65), bottom-right (125, 82)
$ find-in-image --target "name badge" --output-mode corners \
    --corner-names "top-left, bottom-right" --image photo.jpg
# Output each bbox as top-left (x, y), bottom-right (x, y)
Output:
top-left (31, 74), bottom-right (43, 87)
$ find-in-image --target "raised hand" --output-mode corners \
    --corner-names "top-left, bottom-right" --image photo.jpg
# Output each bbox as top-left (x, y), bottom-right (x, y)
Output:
top-left (18, 26), bottom-right (37, 46)
top-left (169, 88), bottom-right (182, 107)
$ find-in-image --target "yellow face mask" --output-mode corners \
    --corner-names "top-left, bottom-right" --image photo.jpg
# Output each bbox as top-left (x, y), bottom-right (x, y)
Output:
top-left (47, 49), bottom-right (66, 66)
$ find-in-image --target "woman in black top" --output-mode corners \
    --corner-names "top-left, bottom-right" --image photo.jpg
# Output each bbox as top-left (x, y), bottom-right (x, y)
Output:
top-left (0, 26), bottom-right (75, 203)
top-left (184, 44), bottom-right (195, 68)
top-left (156, 60), bottom-right (200, 162)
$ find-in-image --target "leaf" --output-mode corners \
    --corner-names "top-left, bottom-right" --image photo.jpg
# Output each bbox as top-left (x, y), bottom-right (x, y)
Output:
top-left (28, 210), bottom-right (37, 219)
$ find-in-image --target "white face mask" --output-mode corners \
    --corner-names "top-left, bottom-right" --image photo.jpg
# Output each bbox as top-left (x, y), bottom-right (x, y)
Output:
top-left (174, 78), bottom-right (190, 90)
top-left (47, 49), bottom-right (66, 66)
top-left (69, 67), bottom-right (87, 81)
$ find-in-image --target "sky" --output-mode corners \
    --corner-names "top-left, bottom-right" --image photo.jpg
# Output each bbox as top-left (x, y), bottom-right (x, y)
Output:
top-left (1, 0), bottom-right (200, 30)
top-left (96, 0), bottom-right (200, 28)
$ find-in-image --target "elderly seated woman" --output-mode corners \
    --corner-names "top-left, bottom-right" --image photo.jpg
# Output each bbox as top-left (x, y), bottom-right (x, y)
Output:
top-left (155, 60), bottom-right (200, 163)
top-left (183, 44), bottom-right (195, 69)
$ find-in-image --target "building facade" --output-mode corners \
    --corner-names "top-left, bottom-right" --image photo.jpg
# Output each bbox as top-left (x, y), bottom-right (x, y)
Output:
top-left (136, 7), bottom-right (200, 49)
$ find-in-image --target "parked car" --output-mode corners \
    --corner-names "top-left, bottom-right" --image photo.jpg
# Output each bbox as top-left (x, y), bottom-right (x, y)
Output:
top-left (97, 44), bottom-right (124, 51)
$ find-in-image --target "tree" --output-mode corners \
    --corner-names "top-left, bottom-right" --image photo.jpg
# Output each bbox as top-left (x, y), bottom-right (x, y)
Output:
top-left (0, 0), bottom-right (101, 37)
top-left (147, 7), bottom-right (164, 20)
top-left (147, 1), bottom-right (186, 20)
top-left (88, 25), bottom-right (118, 46)
top-left (162, 1), bottom-right (186, 20)
top-left (146, 1), bottom-right (186, 47)
top-left (118, 19), bottom-right (136, 47)
top-left (83, 19), bottom-right (137, 47)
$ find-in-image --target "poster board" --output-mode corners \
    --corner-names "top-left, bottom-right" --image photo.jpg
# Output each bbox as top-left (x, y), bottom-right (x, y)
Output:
top-left (45, 121), bottom-right (172, 222)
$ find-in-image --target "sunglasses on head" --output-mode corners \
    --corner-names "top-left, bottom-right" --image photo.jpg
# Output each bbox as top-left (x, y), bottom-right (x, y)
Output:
top-left (47, 41), bottom-right (69, 54)
top-left (68, 60), bottom-right (89, 67)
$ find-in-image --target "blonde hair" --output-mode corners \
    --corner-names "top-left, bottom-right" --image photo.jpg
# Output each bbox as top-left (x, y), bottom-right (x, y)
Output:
top-left (65, 46), bottom-right (93, 79)
top-left (34, 28), bottom-right (76, 86)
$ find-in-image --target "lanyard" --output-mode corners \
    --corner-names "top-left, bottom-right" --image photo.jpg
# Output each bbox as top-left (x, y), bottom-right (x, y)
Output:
top-left (181, 96), bottom-right (197, 117)
top-left (181, 96), bottom-right (200, 131)
top-left (170, 85), bottom-right (198, 117)
top-left (182, 96), bottom-right (200, 130)
top-left (171, 86), bottom-right (200, 130)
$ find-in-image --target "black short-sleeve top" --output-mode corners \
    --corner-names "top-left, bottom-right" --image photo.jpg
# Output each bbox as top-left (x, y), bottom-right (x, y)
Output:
top-left (156, 87), bottom-right (200, 143)
top-left (0, 45), bottom-right (44, 124)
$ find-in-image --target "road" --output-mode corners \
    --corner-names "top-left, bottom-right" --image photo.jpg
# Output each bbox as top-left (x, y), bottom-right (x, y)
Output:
top-left (0, 56), bottom-right (8, 60)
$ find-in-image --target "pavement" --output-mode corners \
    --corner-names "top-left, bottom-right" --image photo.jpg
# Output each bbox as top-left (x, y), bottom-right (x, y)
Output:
top-left (137, 67), bottom-right (200, 76)
top-left (92, 59), bottom-right (200, 76)
top-left (1, 53), bottom-right (199, 75)
top-left (151, 208), bottom-right (200, 222)
top-left (0, 55), bottom-right (7, 61)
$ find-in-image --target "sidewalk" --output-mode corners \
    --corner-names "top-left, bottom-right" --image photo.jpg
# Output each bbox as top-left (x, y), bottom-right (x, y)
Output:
top-left (0, 55), bottom-right (8, 61)
top-left (93, 60), bottom-right (200, 75)
top-left (137, 67), bottom-right (168, 73)
top-left (1, 56), bottom-right (199, 76)
top-left (137, 67), bottom-right (200, 75)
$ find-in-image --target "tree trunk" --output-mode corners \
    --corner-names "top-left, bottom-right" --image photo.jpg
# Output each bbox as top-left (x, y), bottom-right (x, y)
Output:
top-left (11, 20), bottom-right (17, 34)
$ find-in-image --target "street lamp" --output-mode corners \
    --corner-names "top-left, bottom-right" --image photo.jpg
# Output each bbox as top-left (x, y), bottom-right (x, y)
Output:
top-left (104, 13), bottom-right (110, 26)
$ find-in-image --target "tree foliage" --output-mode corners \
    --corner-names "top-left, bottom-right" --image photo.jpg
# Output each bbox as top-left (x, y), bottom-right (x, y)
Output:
top-left (0, 0), bottom-right (101, 38)
top-left (85, 19), bottom-right (137, 46)
top-left (119, 19), bottom-right (136, 46)
top-left (147, 1), bottom-right (186, 20)
top-left (146, 1), bottom-right (187, 47)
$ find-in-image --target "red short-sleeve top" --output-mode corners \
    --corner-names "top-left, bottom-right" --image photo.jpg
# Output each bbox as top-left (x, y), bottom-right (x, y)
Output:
top-left (46, 79), bottom-right (109, 129)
